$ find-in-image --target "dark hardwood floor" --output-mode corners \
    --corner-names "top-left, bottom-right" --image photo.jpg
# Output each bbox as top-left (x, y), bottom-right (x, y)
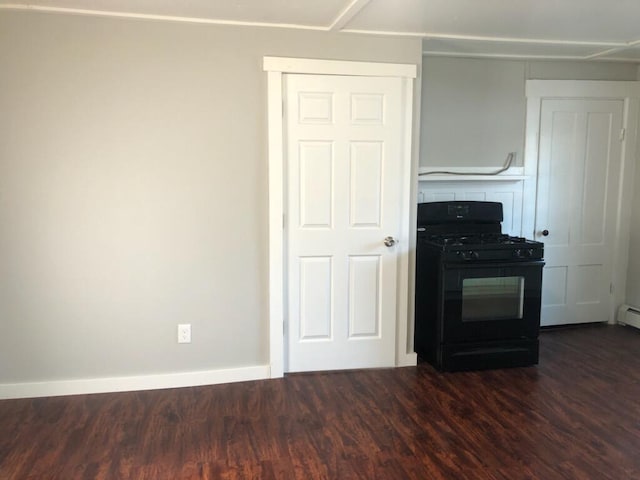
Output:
top-left (2, 324), bottom-right (640, 479)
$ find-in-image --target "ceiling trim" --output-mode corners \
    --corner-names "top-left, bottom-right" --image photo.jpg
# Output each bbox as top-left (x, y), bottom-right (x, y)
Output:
top-left (584, 39), bottom-right (640, 60)
top-left (586, 47), bottom-right (625, 60)
top-left (424, 34), bottom-right (623, 47)
top-left (422, 51), bottom-right (640, 63)
top-left (329, 0), bottom-right (371, 31)
top-left (0, 3), bottom-right (634, 47)
top-left (343, 29), bottom-right (627, 47)
top-left (0, 3), bottom-right (329, 30)
top-left (422, 50), bottom-right (640, 63)
top-left (2, 3), bottom-right (640, 63)
top-left (420, 34), bottom-right (640, 62)
top-left (423, 36), bottom-right (640, 62)
top-left (422, 51), bottom-right (589, 61)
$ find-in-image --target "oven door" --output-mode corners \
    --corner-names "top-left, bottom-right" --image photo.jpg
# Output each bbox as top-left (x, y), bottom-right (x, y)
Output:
top-left (440, 261), bottom-right (544, 343)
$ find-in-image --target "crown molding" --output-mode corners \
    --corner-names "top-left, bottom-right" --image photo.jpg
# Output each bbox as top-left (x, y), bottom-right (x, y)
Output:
top-left (329, 0), bottom-right (371, 31)
top-left (343, 29), bottom-right (627, 46)
top-left (422, 51), bottom-right (640, 62)
top-left (422, 51), bottom-right (587, 61)
top-left (0, 3), bottom-right (328, 30)
top-left (2, 3), bottom-right (640, 63)
top-left (420, 35), bottom-right (640, 62)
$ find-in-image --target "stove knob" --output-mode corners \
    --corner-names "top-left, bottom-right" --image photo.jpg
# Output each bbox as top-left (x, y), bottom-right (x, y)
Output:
top-left (514, 249), bottom-right (522, 258)
top-left (525, 249), bottom-right (533, 258)
top-left (457, 251), bottom-right (475, 260)
top-left (471, 251), bottom-right (480, 260)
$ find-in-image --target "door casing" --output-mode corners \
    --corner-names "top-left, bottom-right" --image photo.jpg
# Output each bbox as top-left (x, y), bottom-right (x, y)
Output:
top-left (524, 80), bottom-right (640, 326)
top-left (263, 57), bottom-right (418, 377)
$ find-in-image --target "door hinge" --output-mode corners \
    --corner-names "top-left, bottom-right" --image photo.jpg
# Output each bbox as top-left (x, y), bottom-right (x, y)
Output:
top-left (620, 128), bottom-right (626, 141)
top-left (610, 282), bottom-right (614, 294)
top-left (282, 214), bottom-right (286, 229)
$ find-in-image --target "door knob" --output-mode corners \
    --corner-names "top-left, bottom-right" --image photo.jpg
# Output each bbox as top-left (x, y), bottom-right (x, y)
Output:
top-left (384, 236), bottom-right (398, 247)
top-left (541, 229), bottom-right (549, 237)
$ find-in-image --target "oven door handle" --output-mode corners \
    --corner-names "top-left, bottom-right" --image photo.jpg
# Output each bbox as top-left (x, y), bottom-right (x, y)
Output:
top-left (443, 260), bottom-right (546, 268)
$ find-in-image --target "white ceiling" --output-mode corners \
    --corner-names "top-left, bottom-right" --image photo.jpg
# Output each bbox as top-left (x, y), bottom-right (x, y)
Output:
top-left (2, 0), bottom-right (640, 62)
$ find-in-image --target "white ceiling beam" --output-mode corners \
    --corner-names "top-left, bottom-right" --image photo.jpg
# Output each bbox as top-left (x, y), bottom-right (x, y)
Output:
top-left (329, 0), bottom-right (372, 31)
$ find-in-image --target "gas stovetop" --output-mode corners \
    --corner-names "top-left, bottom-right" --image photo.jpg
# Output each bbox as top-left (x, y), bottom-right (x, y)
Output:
top-left (417, 201), bottom-right (544, 263)
top-left (421, 232), bottom-right (540, 247)
top-left (418, 231), bottom-right (544, 262)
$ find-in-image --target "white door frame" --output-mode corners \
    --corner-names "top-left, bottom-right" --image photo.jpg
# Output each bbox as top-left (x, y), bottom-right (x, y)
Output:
top-left (524, 80), bottom-right (640, 325)
top-left (263, 57), bottom-right (417, 377)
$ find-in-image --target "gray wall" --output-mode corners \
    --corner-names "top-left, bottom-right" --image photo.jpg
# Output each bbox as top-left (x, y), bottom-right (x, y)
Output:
top-left (420, 57), bottom-right (639, 169)
top-left (0, 11), bottom-right (422, 383)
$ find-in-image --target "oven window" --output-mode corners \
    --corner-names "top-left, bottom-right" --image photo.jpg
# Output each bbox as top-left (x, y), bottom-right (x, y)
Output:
top-left (461, 276), bottom-right (525, 322)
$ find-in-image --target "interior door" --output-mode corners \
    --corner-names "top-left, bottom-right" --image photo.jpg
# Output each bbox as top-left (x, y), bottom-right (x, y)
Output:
top-left (535, 99), bottom-right (624, 326)
top-left (284, 73), bottom-right (404, 372)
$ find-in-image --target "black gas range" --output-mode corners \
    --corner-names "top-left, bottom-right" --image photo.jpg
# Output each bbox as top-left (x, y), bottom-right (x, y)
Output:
top-left (414, 201), bottom-right (545, 372)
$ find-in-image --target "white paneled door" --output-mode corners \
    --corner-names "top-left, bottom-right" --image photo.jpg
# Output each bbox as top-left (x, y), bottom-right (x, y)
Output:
top-left (284, 74), bottom-right (404, 372)
top-left (535, 99), bottom-right (624, 326)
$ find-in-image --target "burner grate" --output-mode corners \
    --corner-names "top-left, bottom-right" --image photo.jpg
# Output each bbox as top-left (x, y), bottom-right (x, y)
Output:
top-left (430, 233), bottom-right (531, 247)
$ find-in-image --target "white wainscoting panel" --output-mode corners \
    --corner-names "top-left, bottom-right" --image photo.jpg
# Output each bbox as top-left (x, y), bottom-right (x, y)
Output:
top-left (417, 180), bottom-right (524, 235)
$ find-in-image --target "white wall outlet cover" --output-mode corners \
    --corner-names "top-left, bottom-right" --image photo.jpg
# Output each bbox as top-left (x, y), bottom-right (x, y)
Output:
top-left (177, 324), bottom-right (191, 344)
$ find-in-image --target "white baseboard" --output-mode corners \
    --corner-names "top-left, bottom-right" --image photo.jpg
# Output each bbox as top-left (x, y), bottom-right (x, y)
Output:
top-left (397, 352), bottom-right (418, 367)
top-left (0, 364), bottom-right (271, 400)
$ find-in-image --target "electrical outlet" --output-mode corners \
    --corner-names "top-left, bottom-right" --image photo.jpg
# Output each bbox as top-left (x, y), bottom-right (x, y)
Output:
top-left (177, 324), bottom-right (191, 344)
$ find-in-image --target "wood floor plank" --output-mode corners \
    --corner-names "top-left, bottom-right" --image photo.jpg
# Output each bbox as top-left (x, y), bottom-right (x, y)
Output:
top-left (1, 324), bottom-right (640, 479)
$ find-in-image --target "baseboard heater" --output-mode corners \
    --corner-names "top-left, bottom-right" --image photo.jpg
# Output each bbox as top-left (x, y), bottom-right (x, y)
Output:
top-left (618, 304), bottom-right (640, 330)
